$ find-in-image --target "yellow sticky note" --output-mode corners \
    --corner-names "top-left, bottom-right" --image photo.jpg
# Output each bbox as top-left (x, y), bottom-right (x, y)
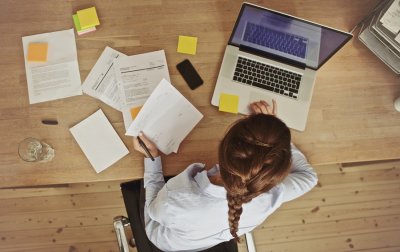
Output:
top-left (219, 93), bottom-right (239, 114)
top-left (27, 43), bottom-right (48, 62)
top-left (77, 7), bottom-right (100, 30)
top-left (130, 106), bottom-right (142, 120)
top-left (177, 35), bottom-right (198, 55)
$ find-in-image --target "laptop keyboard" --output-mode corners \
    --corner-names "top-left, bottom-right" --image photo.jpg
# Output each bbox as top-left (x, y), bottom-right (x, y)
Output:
top-left (243, 22), bottom-right (308, 59)
top-left (233, 57), bottom-right (301, 99)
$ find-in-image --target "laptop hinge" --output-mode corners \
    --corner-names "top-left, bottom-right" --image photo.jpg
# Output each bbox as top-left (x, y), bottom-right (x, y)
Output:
top-left (239, 45), bottom-right (306, 70)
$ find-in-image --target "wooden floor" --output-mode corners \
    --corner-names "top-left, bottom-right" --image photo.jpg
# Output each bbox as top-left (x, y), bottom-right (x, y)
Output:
top-left (1, 161), bottom-right (400, 252)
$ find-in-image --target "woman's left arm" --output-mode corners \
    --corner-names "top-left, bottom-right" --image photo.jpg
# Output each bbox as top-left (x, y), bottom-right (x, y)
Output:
top-left (132, 133), bottom-right (165, 206)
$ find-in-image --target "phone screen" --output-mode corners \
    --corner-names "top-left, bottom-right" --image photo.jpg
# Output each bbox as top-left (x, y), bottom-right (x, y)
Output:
top-left (176, 59), bottom-right (203, 90)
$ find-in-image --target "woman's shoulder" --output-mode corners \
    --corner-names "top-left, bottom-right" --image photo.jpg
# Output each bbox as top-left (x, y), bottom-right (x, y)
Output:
top-left (165, 163), bottom-right (206, 192)
top-left (250, 184), bottom-right (285, 208)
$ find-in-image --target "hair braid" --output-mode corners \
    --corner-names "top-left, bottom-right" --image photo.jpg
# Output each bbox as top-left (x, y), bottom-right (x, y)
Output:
top-left (219, 114), bottom-right (292, 242)
top-left (227, 194), bottom-right (245, 242)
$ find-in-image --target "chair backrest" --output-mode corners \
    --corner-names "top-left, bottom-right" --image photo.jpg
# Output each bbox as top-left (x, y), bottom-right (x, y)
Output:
top-left (121, 179), bottom-right (163, 251)
top-left (120, 179), bottom-right (238, 252)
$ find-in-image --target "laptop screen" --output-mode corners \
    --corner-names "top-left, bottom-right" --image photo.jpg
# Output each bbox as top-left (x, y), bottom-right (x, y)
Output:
top-left (229, 4), bottom-right (352, 70)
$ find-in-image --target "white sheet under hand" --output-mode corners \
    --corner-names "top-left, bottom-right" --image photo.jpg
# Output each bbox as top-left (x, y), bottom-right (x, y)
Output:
top-left (126, 79), bottom-right (203, 155)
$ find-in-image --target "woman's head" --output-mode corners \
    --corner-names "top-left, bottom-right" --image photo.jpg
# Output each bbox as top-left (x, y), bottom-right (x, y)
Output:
top-left (218, 114), bottom-right (292, 241)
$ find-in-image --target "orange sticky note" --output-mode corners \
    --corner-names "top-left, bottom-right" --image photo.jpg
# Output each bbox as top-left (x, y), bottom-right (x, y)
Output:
top-left (177, 35), bottom-right (198, 55)
top-left (27, 43), bottom-right (48, 62)
top-left (130, 106), bottom-right (142, 120)
top-left (219, 93), bottom-right (239, 114)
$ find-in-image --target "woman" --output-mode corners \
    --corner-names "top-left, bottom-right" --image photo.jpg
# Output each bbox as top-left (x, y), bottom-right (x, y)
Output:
top-left (133, 100), bottom-right (317, 252)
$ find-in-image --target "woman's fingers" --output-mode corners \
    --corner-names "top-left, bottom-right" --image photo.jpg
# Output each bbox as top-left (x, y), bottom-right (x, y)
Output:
top-left (272, 99), bottom-right (277, 115)
top-left (250, 100), bottom-right (277, 116)
top-left (132, 132), bottom-right (159, 158)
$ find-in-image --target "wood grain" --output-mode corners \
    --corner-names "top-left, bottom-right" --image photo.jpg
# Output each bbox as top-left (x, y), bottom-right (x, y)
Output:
top-left (1, 161), bottom-right (399, 251)
top-left (1, 0), bottom-right (399, 188)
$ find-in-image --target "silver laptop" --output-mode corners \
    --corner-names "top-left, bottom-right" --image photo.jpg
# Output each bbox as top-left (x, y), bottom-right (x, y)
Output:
top-left (211, 3), bottom-right (352, 131)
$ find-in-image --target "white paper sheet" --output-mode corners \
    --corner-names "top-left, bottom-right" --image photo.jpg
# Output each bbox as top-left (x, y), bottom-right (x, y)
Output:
top-left (126, 79), bottom-right (203, 155)
top-left (70, 109), bottom-right (129, 173)
top-left (114, 50), bottom-right (170, 130)
top-left (82, 46), bottom-right (126, 111)
top-left (22, 29), bottom-right (82, 104)
top-left (380, 0), bottom-right (400, 34)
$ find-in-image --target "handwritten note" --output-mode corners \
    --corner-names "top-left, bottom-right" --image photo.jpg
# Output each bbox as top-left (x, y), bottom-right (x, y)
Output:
top-left (126, 79), bottom-right (203, 155)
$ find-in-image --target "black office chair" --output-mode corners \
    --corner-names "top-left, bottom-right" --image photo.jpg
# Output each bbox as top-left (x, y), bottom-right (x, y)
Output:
top-left (113, 179), bottom-right (239, 252)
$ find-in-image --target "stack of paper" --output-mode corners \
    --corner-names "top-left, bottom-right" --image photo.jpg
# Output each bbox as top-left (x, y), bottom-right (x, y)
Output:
top-left (73, 7), bottom-right (100, 35)
top-left (82, 48), bottom-right (170, 130)
top-left (358, 0), bottom-right (400, 74)
top-left (113, 50), bottom-right (171, 130)
top-left (82, 46), bottom-right (170, 130)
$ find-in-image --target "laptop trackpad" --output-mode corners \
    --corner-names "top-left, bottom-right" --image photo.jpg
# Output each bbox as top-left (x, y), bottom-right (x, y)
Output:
top-left (245, 91), bottom-right (274, 114)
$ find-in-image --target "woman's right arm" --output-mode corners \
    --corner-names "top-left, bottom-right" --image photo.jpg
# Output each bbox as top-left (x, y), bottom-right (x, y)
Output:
top-left (280, 144), bottom-right (318, 203)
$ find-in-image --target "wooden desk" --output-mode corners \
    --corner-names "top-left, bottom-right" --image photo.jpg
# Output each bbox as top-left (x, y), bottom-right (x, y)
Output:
top-left (0, 0), bottom-right (399, 188)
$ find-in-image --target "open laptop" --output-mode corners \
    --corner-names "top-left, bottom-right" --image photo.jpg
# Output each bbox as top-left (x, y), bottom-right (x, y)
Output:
top-left (211, 3), bottom-right (352, 131)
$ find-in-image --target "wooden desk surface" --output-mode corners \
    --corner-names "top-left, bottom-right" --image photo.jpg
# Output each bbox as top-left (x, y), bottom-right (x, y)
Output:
top-left (1, 0), bottom-right (399, 188)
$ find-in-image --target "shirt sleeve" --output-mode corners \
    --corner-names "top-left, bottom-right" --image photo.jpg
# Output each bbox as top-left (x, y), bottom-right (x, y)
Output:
top-left (143, 159), bottom-right (206, 251)
top-left (280, 144), bottom-right (318, 203)
top-left (142, 156), bottom-right (171, 244)
top-left (143, 156), bottom-right (165, 206)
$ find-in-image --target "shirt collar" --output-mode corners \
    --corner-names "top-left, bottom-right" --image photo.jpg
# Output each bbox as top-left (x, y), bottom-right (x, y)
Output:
top-left (193, 165), bottom-right (227, 198)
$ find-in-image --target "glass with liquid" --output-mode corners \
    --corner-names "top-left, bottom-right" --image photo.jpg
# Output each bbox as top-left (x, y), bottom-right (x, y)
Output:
top-left (18, 138), bottom-right (55, 162)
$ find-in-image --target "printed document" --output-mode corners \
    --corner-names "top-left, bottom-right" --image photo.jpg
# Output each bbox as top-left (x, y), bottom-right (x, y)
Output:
top-left (22, 29), bottom-right (82, 104)
top-left (126, 79), bottom-right (203, 155)
top-left (70, 109), bottom-right (129, 173)
top-left (114, 50), bottom-right (170, 130)
top-left (82, 46), bottom-right (126, 111)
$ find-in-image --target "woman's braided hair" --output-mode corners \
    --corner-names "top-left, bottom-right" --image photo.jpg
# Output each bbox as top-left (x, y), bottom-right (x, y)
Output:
top-left (219, 114), bottom-right (292, 242)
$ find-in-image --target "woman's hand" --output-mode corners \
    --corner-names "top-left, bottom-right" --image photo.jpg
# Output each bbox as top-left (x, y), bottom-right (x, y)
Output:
top-left (249, 99), bottom-right (277, 116)
top-left (132, 132), bottom-right (160, 158)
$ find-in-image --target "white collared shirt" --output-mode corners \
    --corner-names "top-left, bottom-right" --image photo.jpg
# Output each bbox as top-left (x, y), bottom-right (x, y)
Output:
top-left (143, 145), bottom-right (317, 252)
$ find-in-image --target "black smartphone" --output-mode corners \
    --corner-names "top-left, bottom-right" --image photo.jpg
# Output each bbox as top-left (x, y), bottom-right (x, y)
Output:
top-left (176, 59), bottom-right (203, 90)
